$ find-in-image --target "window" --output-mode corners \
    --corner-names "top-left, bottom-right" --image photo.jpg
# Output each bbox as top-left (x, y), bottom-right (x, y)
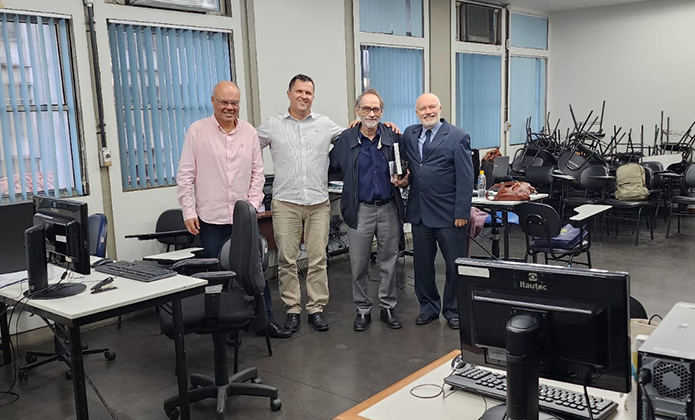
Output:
top-left (0, 13), bottom-right (84, 204)
top-left (510, 13), bottom-right (548, 50)
top-left (108, 22), bottom-right (232, 191)
top-left (510, 57), bottom-right (546, 145)
top-left (360, 0), bottom-right (423, 37)
top-left (456, 53), bottom-right (502, 150)
top-left (361, 46), bottom-right (423, 130)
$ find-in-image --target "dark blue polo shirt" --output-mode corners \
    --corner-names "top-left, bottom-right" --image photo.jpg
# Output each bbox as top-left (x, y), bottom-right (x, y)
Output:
top-left (357, 127), bottom-right (392, 203)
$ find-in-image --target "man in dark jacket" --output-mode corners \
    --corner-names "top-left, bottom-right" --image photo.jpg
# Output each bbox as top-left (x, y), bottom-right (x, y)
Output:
top-left (393, 93), bottom-right (473, 330)
top-left (329, 89), bottom-right (404, 332)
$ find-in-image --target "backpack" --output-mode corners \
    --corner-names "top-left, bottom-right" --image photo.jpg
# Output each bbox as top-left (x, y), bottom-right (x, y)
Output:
top-left (615, 163), bottom-right (649, 201)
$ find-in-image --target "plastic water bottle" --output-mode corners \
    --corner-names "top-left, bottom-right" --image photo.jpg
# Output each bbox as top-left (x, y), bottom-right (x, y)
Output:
top-left (477, 170), bottom-right (487, 198)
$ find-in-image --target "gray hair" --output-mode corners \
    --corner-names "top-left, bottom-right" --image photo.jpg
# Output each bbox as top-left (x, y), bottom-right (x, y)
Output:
top-left (355, 88), bottom-right (385, 110)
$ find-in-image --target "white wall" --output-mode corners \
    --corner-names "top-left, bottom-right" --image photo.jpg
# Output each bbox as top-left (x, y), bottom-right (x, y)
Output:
top-left (549, 0), bottom-right (695, 144)
top-left (253, 0), bottom-right (350, 174)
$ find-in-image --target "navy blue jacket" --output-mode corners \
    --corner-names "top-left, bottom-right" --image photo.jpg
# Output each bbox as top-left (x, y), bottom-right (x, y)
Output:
top-left (401, 119), bottom-right (473, 228)
top-left (329, 124), bottom-right (404, 230)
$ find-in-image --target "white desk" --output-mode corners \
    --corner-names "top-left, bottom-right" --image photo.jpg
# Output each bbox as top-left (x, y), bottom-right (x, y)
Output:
top-left (0, 259), bottom-right (207, 420)
top-left (143, 247), bottom-right (203, 263)
top-left (336, 351), bottom-right (629, 420)
top-left (471, 193), bottom-right (548, 259)
top-left (571, 204), bottom-right (612, 222)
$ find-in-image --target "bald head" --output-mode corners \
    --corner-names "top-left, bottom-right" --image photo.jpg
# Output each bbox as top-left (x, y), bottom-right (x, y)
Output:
top-left (213, 81), bottom-right (240, 98)
top-left (211, 81), bottom-right (241, 129)
top-left (415, 93), bottom-right (442, 129)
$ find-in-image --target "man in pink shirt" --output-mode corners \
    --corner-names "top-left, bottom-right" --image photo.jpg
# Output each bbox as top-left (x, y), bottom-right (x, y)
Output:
top-left (177, 81), bottom-right (291, 339)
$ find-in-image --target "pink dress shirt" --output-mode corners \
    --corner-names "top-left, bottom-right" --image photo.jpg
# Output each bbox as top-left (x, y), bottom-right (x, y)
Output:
top-left (177, 116), bottom-right (265, 225)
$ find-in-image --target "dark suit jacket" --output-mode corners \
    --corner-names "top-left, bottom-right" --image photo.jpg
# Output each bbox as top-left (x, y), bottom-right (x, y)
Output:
top-left (329, 124), bottom-right (404, 230)
top-left (401, 119), bottom-right (473, 229)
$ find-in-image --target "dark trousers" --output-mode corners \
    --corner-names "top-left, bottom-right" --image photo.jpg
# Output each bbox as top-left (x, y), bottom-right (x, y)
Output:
top-left (199, 220), bottom-right (274, 322)
top-left (411, 222), bottom-right (468, 320)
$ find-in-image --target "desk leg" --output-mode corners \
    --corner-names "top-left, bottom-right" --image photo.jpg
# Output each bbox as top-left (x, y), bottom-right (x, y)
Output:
top-left (68, 326), bottom-right (89, 420)
top-left (0, 303), bottom-right (11, 365)
top-left (172, 298), bottom-right (190, 420)
top-left (502, 211), bottom-right (510, 260)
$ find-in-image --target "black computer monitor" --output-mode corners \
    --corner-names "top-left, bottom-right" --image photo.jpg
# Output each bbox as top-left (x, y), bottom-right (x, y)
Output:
top-left (455, 258), bottom-right (631, 420)
top-left (0, 201), bottom-right (34, 275)
top-left (25, 196), bottom-right (90, 299)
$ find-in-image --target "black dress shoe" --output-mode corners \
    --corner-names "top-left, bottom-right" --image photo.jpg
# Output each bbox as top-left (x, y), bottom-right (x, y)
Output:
top-left (353, 313), bottom-right (372, 332)
top-left (225, 333), bottom-right (241, 347)
top-left (380, 308), bottom-right (402, 329)
top-left (415, 313), bottom-right (438, 325)
top-left (257, 321), bottom-right (292, 339)
top-left (447, 317), bottom-right (460, 330)
top-left (308, 312), bottom-right (329, 331)
top-left (284, 313), bottom-right (301, 333)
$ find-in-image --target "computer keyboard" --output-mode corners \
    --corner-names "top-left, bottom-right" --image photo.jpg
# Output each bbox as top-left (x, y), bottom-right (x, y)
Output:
top-left (94, 260), bottom-right (176, 282)
top-left (444, 367), bottom-right (619, 420)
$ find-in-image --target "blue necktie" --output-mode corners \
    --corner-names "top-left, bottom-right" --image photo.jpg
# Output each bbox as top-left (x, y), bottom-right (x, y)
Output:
top-left (422, 129), bottom-right (432, 159)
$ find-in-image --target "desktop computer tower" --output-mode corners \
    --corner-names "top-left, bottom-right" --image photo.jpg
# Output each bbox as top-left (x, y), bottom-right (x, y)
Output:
top-left (638, 302), bottom-right (695, 420)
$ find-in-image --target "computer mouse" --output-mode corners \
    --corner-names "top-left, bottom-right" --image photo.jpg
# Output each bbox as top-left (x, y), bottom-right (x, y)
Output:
top-left (91, 258), bottom-right (113, 268)
top-left (451, 353), bottom-right (466, 370)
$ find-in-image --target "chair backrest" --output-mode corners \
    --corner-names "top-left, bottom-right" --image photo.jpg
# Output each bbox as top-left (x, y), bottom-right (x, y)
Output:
top-left (525, 165), bottom-right (553, 187)
top-left (642, 161), bottom-right (663, 189)
top-left (88, 213), bottom-right (108, 258)
top-left (516, 202), bottom-right (562, 239)
top-left (630, 296), bottom-right (648, 320)
top-left (684, 164), bottom-right (695, 188)
top-left (227, 201), bottom-right (265, 297)
top-left (492, 156), bottom-right (510, 180)
top-left (155, 209), bottom-right (187, 246)
top-left (578, 164), bottom-right (608, 190)
top-left (218, 234), bottom-right (269, 274)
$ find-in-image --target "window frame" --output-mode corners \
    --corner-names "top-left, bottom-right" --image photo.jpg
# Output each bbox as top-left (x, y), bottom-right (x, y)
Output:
top-left (353, 0), bottom-right (430, 123)
top-left (451, 0), bottom-right (507, 152)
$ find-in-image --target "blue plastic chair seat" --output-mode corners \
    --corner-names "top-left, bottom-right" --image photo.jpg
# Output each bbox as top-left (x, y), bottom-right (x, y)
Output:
top-left (484, 211), bottom-right (519, 225)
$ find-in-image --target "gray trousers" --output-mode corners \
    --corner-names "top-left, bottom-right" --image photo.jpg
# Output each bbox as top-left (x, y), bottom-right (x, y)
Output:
top-left (346, 201), bottom-right (400, 314)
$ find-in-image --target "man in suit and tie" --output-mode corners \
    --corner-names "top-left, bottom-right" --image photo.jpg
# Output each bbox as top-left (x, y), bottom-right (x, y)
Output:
top-left (393, 93), bottom-right (473, 330)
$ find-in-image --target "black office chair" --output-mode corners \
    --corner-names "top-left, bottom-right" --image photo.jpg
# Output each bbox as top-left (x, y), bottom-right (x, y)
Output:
top-left (604, 163), bottom-right (654, 246)
top-left (666, 164), bottom-right (695, 238)
top-left (517, 202), bottom-right (592, 268)
top-left (560, 164), bottom-right (608, 220)
top-left (127, 209), bottom-right (198, 252)
top-left (159, 201), bottom-right (281, 419)
top-left (19, 214), bottom-right (116, 381)
top-left (630, 296), bottom-right (648, 320)
top-left (525, 166), bottom-right (557, 208)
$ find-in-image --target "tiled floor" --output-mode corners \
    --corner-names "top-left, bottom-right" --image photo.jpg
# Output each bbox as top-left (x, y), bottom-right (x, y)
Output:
top-left (2, 217), bottom-right (694, 419)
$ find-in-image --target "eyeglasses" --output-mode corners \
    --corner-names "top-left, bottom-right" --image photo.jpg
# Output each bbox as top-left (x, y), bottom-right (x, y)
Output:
top-left (360, 106), bottom-right (382, 115)
top-left (214, 98), bottom-right (240, 108)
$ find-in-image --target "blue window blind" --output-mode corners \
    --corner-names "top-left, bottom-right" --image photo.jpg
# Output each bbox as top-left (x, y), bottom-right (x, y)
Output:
top-left (0, 13), bottom-right (84, 204)
top-left (360, 0), bottom-right (423, 38)
top-left (456, 53), bottom-right (501, 150)
top-left (510, 57), bottom-right (546, 145)
top-left (108, 23), bottom-right (231, 191)
top-left (511, 13), bottom-right (548, 50)
top-left (361, 45), bottom-right (423, 130)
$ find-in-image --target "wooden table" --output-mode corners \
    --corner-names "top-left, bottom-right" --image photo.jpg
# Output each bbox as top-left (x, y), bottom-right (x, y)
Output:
top-left (334, 350), bottom-right (630, 420)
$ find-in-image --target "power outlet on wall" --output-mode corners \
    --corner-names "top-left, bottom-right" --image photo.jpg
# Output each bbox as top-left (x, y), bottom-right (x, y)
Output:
top-left (99, 148), bottom-right (112, 167)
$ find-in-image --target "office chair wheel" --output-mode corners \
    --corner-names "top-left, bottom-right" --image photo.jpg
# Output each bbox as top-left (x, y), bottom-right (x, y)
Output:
top-left (270, 398), bottom-right (282, 412)
top-left (166, 408), bottom-right (180, 420)
top-left (104, 351), bottom-right (117, 361)
top-left (18, 370), bottom-right (28, 382)
top-left (65, 370), bottom-right (73, 380)
top-left (252, 378), bottom-right (262, 384)
top-left (25, 354), bottom-right (37, 363)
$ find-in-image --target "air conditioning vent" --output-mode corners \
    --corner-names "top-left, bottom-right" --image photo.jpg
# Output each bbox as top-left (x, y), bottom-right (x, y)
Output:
top-left (127, 0), bottom-right (220, 13)
top-left (458, 3), bottom-right (500, 45)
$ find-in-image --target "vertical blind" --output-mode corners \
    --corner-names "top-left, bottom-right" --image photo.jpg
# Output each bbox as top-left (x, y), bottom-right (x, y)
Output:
top-left (456, 53), bottom-right (501, 150)
top-left (108, 23), bottom-right (232, 191)
top-left (361, 45), bottom-right (423, 130)
top-left (510, 57), bottom-right (546, 145)
top-left (510, 13), bottom-right (548, 50)
top-left (359, 0), bottom-right (423, 37)
top-left (0, 13), bottom-right (83, 204)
